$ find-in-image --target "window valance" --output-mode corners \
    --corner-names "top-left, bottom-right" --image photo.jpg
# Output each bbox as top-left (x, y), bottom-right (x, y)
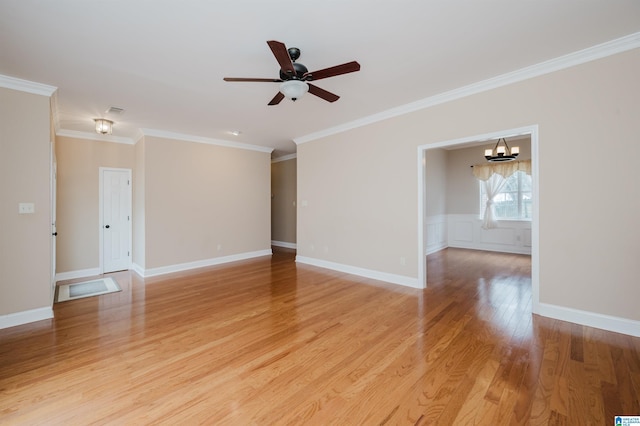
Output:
top-left (472, 159), bottom-right (531, 181)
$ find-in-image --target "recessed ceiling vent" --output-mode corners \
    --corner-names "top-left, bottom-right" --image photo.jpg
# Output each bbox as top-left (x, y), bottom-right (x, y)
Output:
top-left (106, 106), bottom-right (125, 115)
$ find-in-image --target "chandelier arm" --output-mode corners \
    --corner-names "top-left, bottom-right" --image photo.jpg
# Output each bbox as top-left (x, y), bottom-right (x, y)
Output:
top-left (502, 138), bottom-right (511, 153)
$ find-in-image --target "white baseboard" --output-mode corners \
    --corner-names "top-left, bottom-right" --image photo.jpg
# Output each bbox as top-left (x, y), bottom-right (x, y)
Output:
top-left (537, 303), bottom-right (640, 338)
top-left (295, 256), bottom-right (420, 289)
top-left (271, 240), bottom-right (297, 249)
top-left (55, 267), bottom-right (101, 282)
top-left (447, 243), bottom-right (532, 255)
top-left (131, 263), bottom-right (144, 276)
top-left (425, 243), bottom-right (448, 256)
top-left (0, 307), bottom-right (54, 330)
top-left (137, 249), bottom-right (273, 278)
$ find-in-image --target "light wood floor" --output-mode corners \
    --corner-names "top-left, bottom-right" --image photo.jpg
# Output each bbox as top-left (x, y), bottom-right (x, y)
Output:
top-left (1, 248), bottom-right (639, 424)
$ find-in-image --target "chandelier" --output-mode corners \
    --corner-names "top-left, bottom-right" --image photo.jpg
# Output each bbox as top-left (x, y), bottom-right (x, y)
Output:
top-left (484, 138), bottom-right (519, 162)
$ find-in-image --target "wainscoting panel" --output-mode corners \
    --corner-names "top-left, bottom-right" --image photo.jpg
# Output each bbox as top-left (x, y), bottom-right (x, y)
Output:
top-left (523, 228), bottom-right (532, 247)
top-left (447, 214), bottom-right (531, 255)
top-left (425, 215), bottom-right (447, 255)
top-left (453, 220), bottom-right (474, 243)
top-left (480, 227), bottom-right (516, 245)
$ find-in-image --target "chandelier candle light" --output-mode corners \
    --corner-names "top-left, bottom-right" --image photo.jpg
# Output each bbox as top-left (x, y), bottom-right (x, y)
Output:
top-left (484, 138), bottom-right (519, 162)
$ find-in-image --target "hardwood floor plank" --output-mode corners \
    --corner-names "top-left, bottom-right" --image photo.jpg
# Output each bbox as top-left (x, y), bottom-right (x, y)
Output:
top-left (451, 358), bottom-right (501, 424)
top-left (1, 248), bottom-right (639, 424)
top-left (601, 380), bottom-right (624, 421)
top-left (570, 323), bottom-right (585, 362)
top-left (611, 337), bottom-right (640, 414)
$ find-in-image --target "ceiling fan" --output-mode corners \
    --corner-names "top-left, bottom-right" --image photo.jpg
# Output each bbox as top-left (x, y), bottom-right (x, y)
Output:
top-left (223, 40), bottom-right (360, 105)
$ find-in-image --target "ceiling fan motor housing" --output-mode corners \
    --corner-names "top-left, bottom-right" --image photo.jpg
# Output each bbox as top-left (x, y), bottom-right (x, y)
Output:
top-left (280, 61), bottom-right (308, 80)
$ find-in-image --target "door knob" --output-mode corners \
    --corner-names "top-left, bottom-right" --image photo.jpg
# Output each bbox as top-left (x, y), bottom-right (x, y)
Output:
top-left (105, 225), bottom-right (110, 229)
top-left (52, 232), bottom-right (58, 236)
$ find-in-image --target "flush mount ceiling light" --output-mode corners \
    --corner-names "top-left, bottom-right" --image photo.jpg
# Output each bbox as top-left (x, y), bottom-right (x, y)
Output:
top-left (94, 118), bottom-right (113, 135)
top-left (230, 130), bottom-right (241, 136)
top-left (484, 138), bottom-right (519, 162)
top-left (279, 80), bottom-right (309, 101)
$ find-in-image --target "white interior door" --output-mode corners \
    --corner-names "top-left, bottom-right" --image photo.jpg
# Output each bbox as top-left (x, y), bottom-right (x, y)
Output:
top-left (101, 168), bottom-right (131, 273)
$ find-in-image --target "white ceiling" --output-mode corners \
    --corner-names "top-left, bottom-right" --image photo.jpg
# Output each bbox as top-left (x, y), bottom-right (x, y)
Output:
top-left (2, 1), bottom-right (640, 157)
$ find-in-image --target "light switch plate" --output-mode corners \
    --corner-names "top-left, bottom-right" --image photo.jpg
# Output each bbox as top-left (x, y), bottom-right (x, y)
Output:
top-left (18, 203), bottom-right (35, 214)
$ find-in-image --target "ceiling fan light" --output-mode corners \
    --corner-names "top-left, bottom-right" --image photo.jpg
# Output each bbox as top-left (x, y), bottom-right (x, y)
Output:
top-left (279, 80), bottom-right (308, 101)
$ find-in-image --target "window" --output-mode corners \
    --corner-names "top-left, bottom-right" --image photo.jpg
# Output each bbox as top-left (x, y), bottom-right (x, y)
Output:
top-left (479, 171), bottom-right (532, 220)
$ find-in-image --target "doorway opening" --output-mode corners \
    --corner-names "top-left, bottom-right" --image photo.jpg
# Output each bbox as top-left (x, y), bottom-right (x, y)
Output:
top-left (417, 125), bottom-right (539, 314)
top-left (270, 155), bottom-right (297, 251)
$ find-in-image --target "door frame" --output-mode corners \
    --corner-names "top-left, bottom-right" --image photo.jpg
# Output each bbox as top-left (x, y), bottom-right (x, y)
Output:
top-left (417, 124), bottom-right (540, 314)
top-left (99, 167), bottom-right (132, 274)
top-left (50, 141), bottom-right (57, 301)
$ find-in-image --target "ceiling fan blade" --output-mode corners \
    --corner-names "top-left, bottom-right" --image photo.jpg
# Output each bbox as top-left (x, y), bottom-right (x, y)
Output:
top-left (305, 61), bottom-right (360, 81)
top-left (307, 83), bottom-right (340, 102)
top-left (267, 40), bottom-right (295, 75)
top-left (223, 77), bottom-right (281, 82)
top-left (268, 92), bottom-right (285, 106)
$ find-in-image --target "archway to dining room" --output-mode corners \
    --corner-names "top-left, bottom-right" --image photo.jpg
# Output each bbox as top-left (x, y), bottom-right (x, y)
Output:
top-left (417, 125), bottom-right (539, 315)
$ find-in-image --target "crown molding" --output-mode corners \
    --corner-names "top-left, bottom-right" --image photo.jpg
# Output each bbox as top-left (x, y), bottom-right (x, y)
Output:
top-left (271, 153), bottom-right (297, 163)
top-left (294, 32), bottom-right (640, 145)
top-left (140, 128), bottom-right (274, 153)
top-left (134, 129), bottom-right (145, 143)
top-left (0, 74), bottom-right (57, 96)
top-left (56, 129), bottom-right (136, 145)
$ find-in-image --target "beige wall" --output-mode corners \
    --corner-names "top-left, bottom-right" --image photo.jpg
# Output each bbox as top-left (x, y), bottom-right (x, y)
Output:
top-left (56, 134), bottom-right (271, 274)
top-left (271, 158), bottom-right (297, 244)
top-left (55, 136), bottom-right (135, 273)
top-left (298, 48), bottom-right (640, 322)
top-left (0, 87), bottom-right (52, 315)
top-left (298, 128), bottom-right (418, 276)
top-left (133, 137), bottom-right (146, 269)
top-left (143, 136), bottom-right (271, 269)
top-left (424, 148), bottom-right (447, 217)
